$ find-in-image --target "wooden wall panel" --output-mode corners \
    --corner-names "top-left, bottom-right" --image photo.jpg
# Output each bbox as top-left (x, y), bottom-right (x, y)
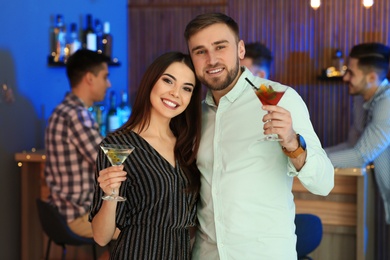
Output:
top-left (128, 0), bottom-right (390, 147)
top-left (128, 0), bottom-right (227, 107)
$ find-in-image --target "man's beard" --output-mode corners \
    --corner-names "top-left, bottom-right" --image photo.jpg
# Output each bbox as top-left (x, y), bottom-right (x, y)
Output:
top-left (199, 59), bottom-right (240, 91)
top-left (349, 78), bottom-right (366, 96)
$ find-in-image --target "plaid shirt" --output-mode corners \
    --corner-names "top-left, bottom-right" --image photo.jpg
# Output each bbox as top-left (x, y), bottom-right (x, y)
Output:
top-left (44, 92), bottom-right (102, 222)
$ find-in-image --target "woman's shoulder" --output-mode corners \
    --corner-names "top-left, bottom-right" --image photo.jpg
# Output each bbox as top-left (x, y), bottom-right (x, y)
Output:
top-left (102, 130), bottom-right (141, 145)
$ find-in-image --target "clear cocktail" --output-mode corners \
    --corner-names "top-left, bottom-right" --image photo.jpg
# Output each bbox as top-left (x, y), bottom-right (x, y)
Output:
top-left (100, 144), bottom-right (135, 201)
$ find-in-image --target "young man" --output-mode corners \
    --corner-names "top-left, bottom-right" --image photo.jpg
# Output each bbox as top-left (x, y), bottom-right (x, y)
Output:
top-left (44, 49), bottom-right (111, 238)
top-left (241, 42), bottom-right (273, 79)
top-left (325, 42), bottom-right (390, 224)
top-left (184, 12), bottom-right (334, 259)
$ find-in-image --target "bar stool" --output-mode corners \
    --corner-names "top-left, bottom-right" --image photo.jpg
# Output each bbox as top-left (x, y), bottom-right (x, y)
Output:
top-left (295, 213), bottom-right (323, 260)
top-left (36, 198), bottom-right (97, 260)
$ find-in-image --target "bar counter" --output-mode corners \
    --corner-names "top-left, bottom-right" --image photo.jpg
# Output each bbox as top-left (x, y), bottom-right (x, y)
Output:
top-left (16, 150), bottom-right (374, 260)
top-left (293, 166), bottom-right (375, 260)
top-left (15, 150), bottom-right (101, 260)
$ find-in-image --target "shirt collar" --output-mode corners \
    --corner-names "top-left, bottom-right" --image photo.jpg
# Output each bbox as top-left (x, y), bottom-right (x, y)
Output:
top-left (65, 92), bottom-right (89, 108)
top-left (363, 78), bottom-right (390, 109)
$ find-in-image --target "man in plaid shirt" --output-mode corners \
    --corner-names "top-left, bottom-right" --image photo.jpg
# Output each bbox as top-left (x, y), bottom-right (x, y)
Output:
top-left (44, 49), bottom-right (111, 237)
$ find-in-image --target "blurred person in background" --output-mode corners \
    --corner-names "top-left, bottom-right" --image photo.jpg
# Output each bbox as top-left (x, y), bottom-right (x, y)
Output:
top-left (241, 41), bottom-right (273, 79)
top-left (325, 42), bottom-right (390, 225)
top-left (45, 49), bottom-right (112, 239)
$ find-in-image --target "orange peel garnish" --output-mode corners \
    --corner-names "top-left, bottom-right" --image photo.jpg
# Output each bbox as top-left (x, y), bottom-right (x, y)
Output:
top-left (257, 84), bottom-right (276, 100)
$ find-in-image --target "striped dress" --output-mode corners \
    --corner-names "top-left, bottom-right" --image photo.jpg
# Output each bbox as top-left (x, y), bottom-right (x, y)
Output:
top-left (90, 131), bottom-right (198, 259)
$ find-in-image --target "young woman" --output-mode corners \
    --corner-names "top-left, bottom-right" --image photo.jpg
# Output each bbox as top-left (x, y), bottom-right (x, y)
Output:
top-left (89, 52), bottom-right (202, 259)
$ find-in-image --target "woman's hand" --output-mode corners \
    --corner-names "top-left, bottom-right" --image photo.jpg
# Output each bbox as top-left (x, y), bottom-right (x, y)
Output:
top-left (97, 165), bottom-right (127, 195)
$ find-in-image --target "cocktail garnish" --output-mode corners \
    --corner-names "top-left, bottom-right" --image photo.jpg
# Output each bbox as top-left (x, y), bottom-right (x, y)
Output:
top-left (107, 150), bottom-right (121, 164)
top-left (257, 84), bottom-right (276, 100)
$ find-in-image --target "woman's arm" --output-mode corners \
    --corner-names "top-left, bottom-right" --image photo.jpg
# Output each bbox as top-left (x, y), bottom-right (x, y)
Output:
top-left (91, 165), bottom-right (126, 246)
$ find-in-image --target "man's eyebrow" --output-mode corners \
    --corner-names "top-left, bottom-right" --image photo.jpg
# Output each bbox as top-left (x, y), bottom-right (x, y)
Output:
top-left (190, 40), bottom-right (229, 53)
top-left (213, 40), bottom-right (229, 45)
top-left (190, 45), bottom-right (204, 53)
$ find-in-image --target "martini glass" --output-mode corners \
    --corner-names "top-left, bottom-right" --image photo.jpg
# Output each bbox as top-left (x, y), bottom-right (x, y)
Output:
top-left (100, 143), bottom-right (135, 201)
top-left (246, 78), bottom-right (287, 141)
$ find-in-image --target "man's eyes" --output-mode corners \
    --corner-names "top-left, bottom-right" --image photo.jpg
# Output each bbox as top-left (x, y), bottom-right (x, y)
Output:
top-left (195, 50), bottom-right (206, 55)
top-left (195, 45), bottom-right (226, 55)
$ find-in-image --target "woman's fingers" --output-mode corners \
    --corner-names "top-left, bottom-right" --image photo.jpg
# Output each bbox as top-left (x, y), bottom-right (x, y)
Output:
top-left (98, 165), bottom-right (127, 190)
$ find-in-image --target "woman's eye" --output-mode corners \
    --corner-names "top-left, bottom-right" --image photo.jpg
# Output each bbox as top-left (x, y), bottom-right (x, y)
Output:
top-left (183, 86), bottom-right (194, 93)
top-left (163, 78), bottom-right (173, 84)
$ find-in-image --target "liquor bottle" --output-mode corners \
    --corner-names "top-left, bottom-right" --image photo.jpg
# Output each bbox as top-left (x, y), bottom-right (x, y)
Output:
top-left (52, 14), bottom-right (67, 62)
top-left (106, 91), bottom-right (120, 134)
top-left (95, 19), bottom-right (104, 54)
top-left (102, 22), bottom-right (113, 59)
top-left (83, 14), bottom-right (97, 51)
top-left (117, 91), bottom-right (131, 126)
top-left (68, 23), bottom-right (81, 56)
top-left (332, 49), bottom-right (344, 74)
top-left (96, 103), bottom-right (106, 136)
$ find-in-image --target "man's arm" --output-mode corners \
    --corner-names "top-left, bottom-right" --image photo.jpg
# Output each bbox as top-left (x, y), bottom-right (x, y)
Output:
top-left (327, 94), bottom-right (390, 168)
top-left (281, 87), bottom-right (335, 196)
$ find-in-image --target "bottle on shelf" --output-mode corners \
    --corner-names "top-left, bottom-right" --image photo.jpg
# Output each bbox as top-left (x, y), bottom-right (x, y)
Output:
top-left (102, 22), bottom-right (113, 59)
top-left (117, 91), bottom-right (131, 126)
top-left (95, 19), bottom-right (104, 54)
top-left (332, 49), bottom-right (345, 75)
top-left (97, 103), bottom-right (107, 137)
top-left (106, 91), bottom-right (120, 134)
top-left (89, 103), bottom-right (106, 137)
top-left (52, 14), bottom-right (67, 62)
top-left (68, 23), bottom-right (81, 56)
top-left (83, 14), bottom-right (97, 51)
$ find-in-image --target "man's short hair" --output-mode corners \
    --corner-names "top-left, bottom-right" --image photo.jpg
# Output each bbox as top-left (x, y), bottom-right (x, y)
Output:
top-left (349, 42), bottom-right (390, 80)
top-left (66, 49), bottom-right (110, 88)
top-left (245, 42), bottom-right (273, 70)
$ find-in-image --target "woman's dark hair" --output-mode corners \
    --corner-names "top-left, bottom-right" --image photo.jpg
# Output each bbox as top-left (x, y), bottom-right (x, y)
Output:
top-left (120, 51), bottom-right (202, 192)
